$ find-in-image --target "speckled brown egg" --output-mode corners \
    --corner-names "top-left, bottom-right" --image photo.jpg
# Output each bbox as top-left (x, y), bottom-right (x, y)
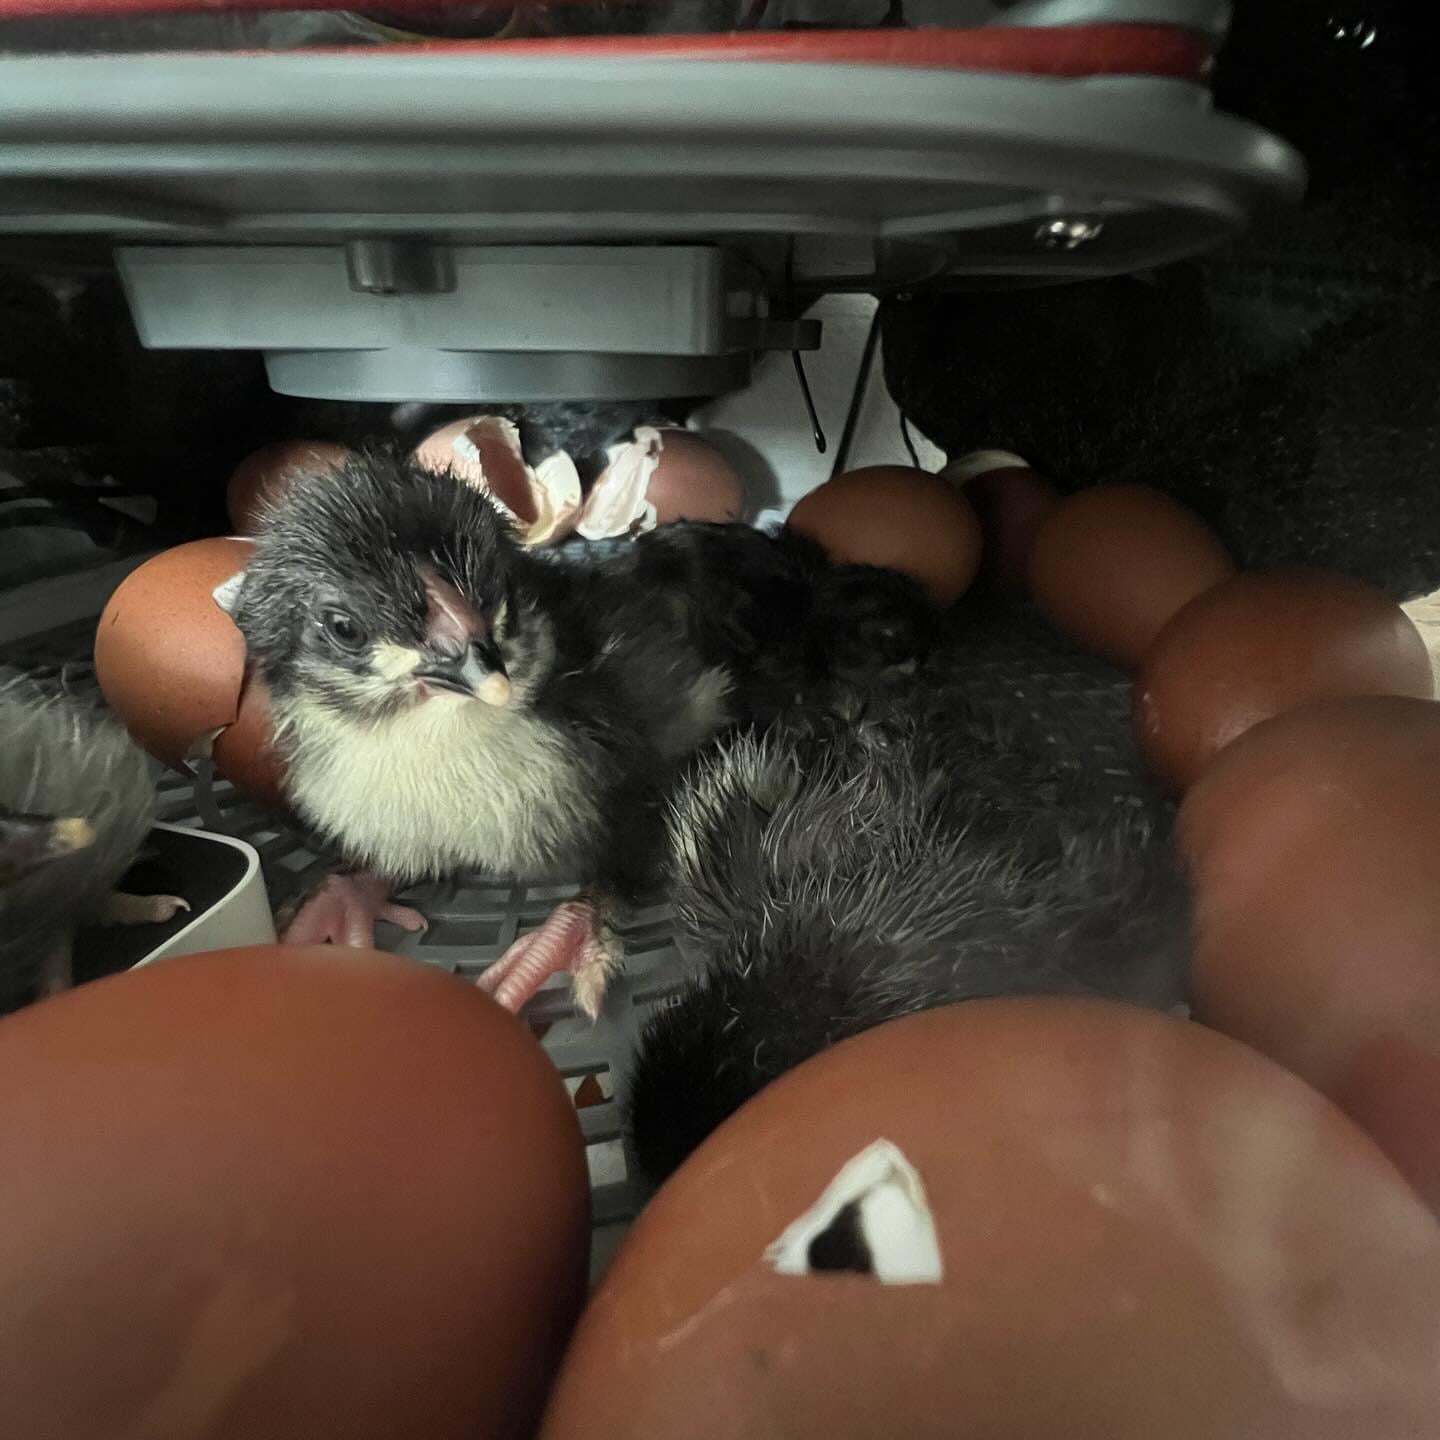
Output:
top-left (0, 945), bottom-right (589, 1440)
top-left (1181, 695), bottom-right (1440, 1212)
top-left (1136, 569), bottom-right (1434, 792)
top-left (542, 999), bottom-right (1440, 1440)
top-left (787, 466), bottom-right (981, 606)
top-left (227, 440), bottom-right (350, 535)
top-left (942, 450), bottom-right (1059, 594)
top-left (1027, 484), bottom-right (1233, 668)
top-left (95, 538), bottom-right (255, 770)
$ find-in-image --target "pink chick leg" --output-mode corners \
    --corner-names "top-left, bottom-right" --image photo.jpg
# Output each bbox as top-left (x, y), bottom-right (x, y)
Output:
top-left (282, 872), bottom-right (428, 949)
top-left (478, 898), bottom-right (622, 1021)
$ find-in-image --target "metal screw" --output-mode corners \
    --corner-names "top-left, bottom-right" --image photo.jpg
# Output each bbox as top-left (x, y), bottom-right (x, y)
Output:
top-left (1035, 217), bottom-right (1105, 251)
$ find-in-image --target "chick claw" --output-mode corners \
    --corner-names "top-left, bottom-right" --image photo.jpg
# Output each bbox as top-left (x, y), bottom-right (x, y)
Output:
top-left (478, 899), bottom-right (621, 1021)
top-left (102, 892), bottom-right (192, 926)
top-left (282, 872), bottom-right (427, 949)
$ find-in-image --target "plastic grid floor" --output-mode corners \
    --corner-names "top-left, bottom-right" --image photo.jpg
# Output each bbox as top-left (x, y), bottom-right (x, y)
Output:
top-left (2, 616), bottom-right (689, 1250)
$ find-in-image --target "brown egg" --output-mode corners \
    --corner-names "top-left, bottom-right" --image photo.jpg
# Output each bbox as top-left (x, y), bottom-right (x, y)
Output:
top-left (642, 430), bottom-right (745, 525)
top-left (1136, 569), bottom-right (1434, 792)
top-left (787, 466), bottom-right (981, 606)
top-left (543, 999), bottom-right (1440, 1440)
top-left (1180, 695), bottom-right (1440, 1211)
top-left (0, 945), bottom-right (589, 1440)
top-left (95, 538), bottom-right (255, 769)
top-left (227, 440), bottom-right (351, 535)
top-left (1027, 484), bottom-right (1233, 668)
top-left (942, 449), bottom-right (1059, 594)
top-left (415, 416), bottom-right (583, 545)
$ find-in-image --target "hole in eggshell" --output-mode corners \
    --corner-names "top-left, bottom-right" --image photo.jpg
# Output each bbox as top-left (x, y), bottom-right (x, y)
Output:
top-left (806, 1200), bottom-right (875, 1275)
top-left (766, 1139), bottom-right (943, 1286)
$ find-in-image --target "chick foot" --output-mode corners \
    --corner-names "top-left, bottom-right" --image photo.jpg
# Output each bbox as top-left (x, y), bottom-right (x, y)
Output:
top-left (102, 892), bottom-right (192, 926)
top-left (478, 899), bottom-right (622, 1020)
top-left (282, 871), bottom-right (427, 948)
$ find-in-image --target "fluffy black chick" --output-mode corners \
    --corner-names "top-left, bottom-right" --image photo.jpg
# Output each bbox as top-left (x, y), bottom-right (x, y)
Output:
top-left (627, 630), bottom-right (1191, 1185)
top-left (233, 449), bottom-right (744, 1015)
top-left (0, 674), bottom-right (173, 1014)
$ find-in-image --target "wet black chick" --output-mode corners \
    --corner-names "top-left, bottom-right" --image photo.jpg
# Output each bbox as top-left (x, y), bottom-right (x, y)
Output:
top-left (626, 626), bottom-right (1191, 1185)
top-left (0, 674), bottom-right (179, 1014)
top-left (232, 450), bottom-right (756, 1016)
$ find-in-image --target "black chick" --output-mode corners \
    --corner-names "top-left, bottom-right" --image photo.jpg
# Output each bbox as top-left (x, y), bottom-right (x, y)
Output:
top-left (0, 674), bottom-right (176, 1013)
top-left (233, 449), bottom-right (744, 1017)
top-left (626, 625), bottom-right (1191, 1185)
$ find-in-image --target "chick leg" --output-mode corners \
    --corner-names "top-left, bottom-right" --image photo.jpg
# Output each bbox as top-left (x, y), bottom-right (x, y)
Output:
top-left (478, 898), bottom-right (622, 1021)
top-left (282, 871), bottom-right (427, 948)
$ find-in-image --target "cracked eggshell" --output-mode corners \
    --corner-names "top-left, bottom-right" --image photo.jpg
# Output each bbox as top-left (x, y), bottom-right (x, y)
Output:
top-left (94, 538), bottom-right (289, 811)
top-left (542, 1000), bottom-right (1440, 1440)
top-left (0, 945), bottom-right (590, 1440)
top-left (1180, 695), bottom-right (1440, 1213)
top-left (786, 466), bottom-right (981, 606)
top-left (578, 428), bottom-right (744, 541)
top-left (95, 538), bottom-right (254, 770)
top-left (415, 416), bottom-right (582, 546)
top-left (227, 440), bottom-right (352, 535)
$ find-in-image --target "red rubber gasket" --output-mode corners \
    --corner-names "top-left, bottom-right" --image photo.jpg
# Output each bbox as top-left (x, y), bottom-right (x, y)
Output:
top-left (0, 7), bottom-right (1210, 81)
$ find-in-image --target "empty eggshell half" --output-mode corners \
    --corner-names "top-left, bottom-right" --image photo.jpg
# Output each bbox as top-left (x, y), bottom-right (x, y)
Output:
top-left (415, 416), bottom-right (583, 546)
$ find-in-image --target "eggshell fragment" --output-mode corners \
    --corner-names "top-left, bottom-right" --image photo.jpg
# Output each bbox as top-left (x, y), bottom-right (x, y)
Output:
top-left (1028, 483), bottom-right (1233, 668)
top-left (1180, 695), bottom-right (1440, 1211)
top-left (787, 466), bottom-right (981, 606)
top-left (227, 440), bottom-right (351, 535)
top-left (415, 416), bottom-right (582, 546)
top-left (95, 538), bottom-right (254, 769)
top-left (578, 428), bottom-right (745, 540)
top-left (0, 945), bottom-right (589, 1440)
top-left (544, 999), bottom-right (1440, 1440)
top-left (1136, 568), bottom-right (1434, 792)
top-left (942, 449), bottom-right (1059, 594)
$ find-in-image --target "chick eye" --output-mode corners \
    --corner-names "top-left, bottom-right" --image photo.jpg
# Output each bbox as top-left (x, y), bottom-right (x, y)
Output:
top-left (320, 608), bottom-right (368, 653)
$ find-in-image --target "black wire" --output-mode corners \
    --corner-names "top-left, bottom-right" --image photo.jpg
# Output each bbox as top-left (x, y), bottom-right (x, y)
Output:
top-left (792, 352), bottom-right (827, 455)
top-left (900, 411), bottom-right (921, 469)
top-left (831, 308), bottom-right (882, 479)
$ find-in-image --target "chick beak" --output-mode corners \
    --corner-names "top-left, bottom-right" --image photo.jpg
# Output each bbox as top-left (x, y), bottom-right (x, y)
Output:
top-left (0, 811), bottom-right (95, 888)
top-left (416, 640), bottom-right (512, 708)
